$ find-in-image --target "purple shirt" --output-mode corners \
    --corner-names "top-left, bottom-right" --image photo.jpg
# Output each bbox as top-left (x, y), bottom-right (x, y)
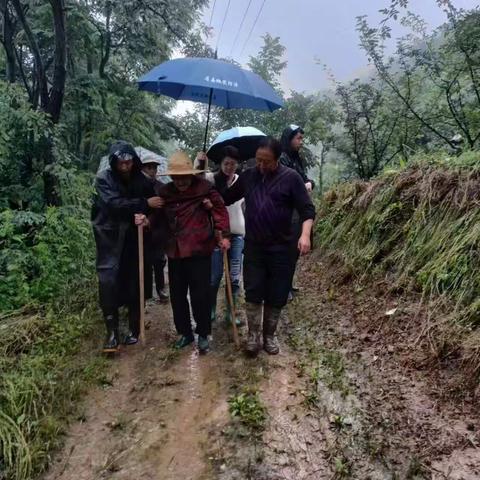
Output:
top-left (222, 164), bottom-right (315, 246)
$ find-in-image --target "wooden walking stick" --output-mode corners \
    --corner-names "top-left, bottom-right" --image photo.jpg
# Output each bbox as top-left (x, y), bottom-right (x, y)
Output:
top-left (138, 224), bottom-right (146, 344)
top-left (223, 249), bottom-right (240, 348)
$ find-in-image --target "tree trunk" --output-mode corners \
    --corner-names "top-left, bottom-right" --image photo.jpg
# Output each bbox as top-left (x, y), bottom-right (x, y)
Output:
top-left (1, 0), bottom-right (16, 82)
top-left (99, 3), bottom-right (111, 79)
top-left (46, 0), bottom-right (67, 124)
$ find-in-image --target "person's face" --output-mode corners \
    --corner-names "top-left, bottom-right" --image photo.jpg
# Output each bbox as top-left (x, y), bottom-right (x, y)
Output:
top-left (142, 163), bottom-right (158, 179)
top-left (173, 175), bottom-right (193, 192)
top-left (221, 157), bottom-right (238, 177)
top-left (290, 131), bottom-right (304, 151)
top-left (116, 158), bottom-right (133, 177)
top-left (256, 147), bottom-right (278, 174)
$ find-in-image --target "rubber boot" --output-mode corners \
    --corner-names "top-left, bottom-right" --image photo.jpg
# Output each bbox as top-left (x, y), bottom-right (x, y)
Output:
top-left (245, 303), bottom-right (263, 357)
top-left (103, 313), bottom-right (119, 353)
top-left (263, 305), bottom-right (282, 355)
top-left (124, 305), bottom-right (140, 345)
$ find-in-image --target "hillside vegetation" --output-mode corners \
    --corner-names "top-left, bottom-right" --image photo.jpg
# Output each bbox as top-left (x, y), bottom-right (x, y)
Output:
top-left (316, 152), bottom-right (480, 383)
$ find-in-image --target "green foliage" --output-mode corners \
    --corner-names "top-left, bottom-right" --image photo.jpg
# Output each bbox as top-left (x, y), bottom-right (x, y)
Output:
top-left (0, 166), bottom-right (101, 479)
top-left (357, 3), bottom-right (480, 151)
top-left (317, 152), bottom-right (480, 327)
top-left (0, 185), bottom-right (95, 312)
top-left (0, 82), bottom-right (53, 209)
top-left (228, 390), bottom-right (267, 431)
top-left (0, 288), bottom-right (106, 480)
top-left (334, 78), bottom-right (412, 179)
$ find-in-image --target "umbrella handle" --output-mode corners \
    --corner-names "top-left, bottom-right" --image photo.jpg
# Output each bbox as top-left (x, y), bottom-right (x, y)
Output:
top-left (203, 88), bottom-right (214, 152)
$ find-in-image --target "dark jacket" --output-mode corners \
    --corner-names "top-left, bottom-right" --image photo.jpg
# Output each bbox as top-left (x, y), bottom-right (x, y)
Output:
top-left (151, 176), bottom-right (230, 259)
top-left (279, 126), bottom-right (315, 189)
top-left (91, 141), bottom-right (155, 310)
top-left (222, 165), bottom-right (315, 247)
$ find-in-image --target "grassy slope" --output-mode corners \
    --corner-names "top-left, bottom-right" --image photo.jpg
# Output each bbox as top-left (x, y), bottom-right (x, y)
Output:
top-left (315, 152), bottom-right (480, 383)
top-left (0, 176), bottom-right (106, 480)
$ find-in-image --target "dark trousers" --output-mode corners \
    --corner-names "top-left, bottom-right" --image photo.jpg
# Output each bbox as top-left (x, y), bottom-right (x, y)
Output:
top-left (243, 242), bottom-right (292, 308)
top-left (168, 256), bottom-right (212, 337)
top-left (102, 303), bottom-right (140, 335)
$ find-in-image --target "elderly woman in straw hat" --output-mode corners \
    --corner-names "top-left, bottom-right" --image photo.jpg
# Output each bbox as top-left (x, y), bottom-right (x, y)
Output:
top-left (135, 151), bottom-right (230, 353)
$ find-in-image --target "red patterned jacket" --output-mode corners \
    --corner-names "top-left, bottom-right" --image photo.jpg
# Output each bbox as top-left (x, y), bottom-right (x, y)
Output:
top-left (151, 177), bottom-right (230, 259)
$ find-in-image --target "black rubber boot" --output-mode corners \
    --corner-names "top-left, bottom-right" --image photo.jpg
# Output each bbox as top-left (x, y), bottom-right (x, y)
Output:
top-left (103, 313), bottom-right (119, 353)
top-left (124, 305), bottom-right (140, 345)
top-left (263, 305), bottom-right (281, 355)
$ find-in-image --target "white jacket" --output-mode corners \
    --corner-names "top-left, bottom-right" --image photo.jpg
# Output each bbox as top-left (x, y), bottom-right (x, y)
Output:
top-left (205, 172), bottom-right (245, 236)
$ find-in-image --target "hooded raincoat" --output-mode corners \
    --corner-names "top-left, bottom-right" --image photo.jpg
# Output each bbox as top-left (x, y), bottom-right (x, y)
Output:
top-left (91, 141), bottom-right (155, 312)
top-left (279, 126), bottom-right (315, 189)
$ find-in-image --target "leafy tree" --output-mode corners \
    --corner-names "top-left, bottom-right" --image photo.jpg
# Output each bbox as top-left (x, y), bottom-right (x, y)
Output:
top-left (334, 79), bottom-right (406, 179)
top-left (357, 1), bottom-right (480, 150)
top-left (0, 0), bottom-right (208, 205)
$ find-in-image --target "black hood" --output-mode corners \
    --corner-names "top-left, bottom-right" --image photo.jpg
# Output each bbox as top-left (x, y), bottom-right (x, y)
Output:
top-left (280, 125), bottom-right (304, 154)
top-left (108, 140), bottom-right (142, 172)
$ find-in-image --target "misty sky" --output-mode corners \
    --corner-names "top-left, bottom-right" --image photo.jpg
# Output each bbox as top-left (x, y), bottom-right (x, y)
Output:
top-left (202, 0), bottom-right (479, 95)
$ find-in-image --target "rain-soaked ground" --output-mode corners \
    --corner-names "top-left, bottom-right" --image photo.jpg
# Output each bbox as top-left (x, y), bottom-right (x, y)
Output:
top-left (42, 256), bottom-right (480, 479)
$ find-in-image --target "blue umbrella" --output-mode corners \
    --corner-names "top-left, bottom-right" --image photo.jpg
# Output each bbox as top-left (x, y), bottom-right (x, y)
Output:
top-left (207, 126), bottom-right (266, 164)
top-left (137, 57), bottom-right (284, 150)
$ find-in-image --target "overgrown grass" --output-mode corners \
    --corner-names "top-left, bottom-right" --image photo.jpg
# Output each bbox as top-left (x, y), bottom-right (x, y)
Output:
top-left (0, 174), bottom-right (106, 479)
top-left (316, 151), bottom-right (480, 378)
top-left (0, 291), bottom-right (105, 480)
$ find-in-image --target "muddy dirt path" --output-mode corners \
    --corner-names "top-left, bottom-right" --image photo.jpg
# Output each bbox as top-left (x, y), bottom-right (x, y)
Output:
top-left (42, 258), bottom-right (480, 480)
top-left (42, 300), bottom-right (237, 480)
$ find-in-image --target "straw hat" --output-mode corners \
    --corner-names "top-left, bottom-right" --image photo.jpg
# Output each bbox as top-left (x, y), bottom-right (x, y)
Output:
top-left (160, 151), bottom-right (205, 176)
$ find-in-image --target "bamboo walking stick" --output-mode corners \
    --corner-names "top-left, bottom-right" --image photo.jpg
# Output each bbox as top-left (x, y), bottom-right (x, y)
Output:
top-left (223, 249), bottom-right (240, 348)
top-left (138, 224), bottom-right (146, 344)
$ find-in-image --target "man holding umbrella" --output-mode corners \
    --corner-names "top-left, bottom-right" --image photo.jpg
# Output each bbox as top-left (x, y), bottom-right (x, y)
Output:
top-left (92, 141), bottom-right (164, 352)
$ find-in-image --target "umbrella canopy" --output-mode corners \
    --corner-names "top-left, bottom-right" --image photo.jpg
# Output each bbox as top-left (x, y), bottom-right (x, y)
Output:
top-left (97, 146), bottom-right (169, 180)
top-left (207, 126), bottom-right (266, 164)
top-left (138, 57), bottom-right (284, 151)
top-left (138, 58), bottom-right (284, 111)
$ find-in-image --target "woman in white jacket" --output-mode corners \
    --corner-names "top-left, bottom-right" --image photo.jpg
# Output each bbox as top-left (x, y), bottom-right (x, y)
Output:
top-left (196, 147), bottom-right (245, 325)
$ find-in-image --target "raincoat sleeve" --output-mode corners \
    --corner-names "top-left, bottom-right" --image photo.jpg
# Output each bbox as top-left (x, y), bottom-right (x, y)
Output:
top-left (95, 175), bottom-right (149, 220)
top-left (280, 152), bottom-right (315, 189)
top-left (208, 188), bottom-right (230, 237)
top-left (291, 173), bottom-right (316, 223)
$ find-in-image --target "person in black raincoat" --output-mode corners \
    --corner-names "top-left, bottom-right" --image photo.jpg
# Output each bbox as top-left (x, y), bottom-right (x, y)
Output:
top-left (279, 125), bottom-right (315, 300)
top-left (91, 141), bottom-right (163, 352)
top-left (279, 125), bottom-right (315, 190)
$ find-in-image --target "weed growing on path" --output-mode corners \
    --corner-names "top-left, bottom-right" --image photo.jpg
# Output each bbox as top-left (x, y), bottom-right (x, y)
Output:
top-left (228, 390), bottom-right (267, 431)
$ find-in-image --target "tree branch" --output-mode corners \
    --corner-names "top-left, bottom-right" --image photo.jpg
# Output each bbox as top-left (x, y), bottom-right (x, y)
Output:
top-left (11, 0), bottom-right (49, 108)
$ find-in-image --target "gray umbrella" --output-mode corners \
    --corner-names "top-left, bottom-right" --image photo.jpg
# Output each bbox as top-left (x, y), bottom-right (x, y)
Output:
top-left (97, 146), bottom-right (169, 180)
